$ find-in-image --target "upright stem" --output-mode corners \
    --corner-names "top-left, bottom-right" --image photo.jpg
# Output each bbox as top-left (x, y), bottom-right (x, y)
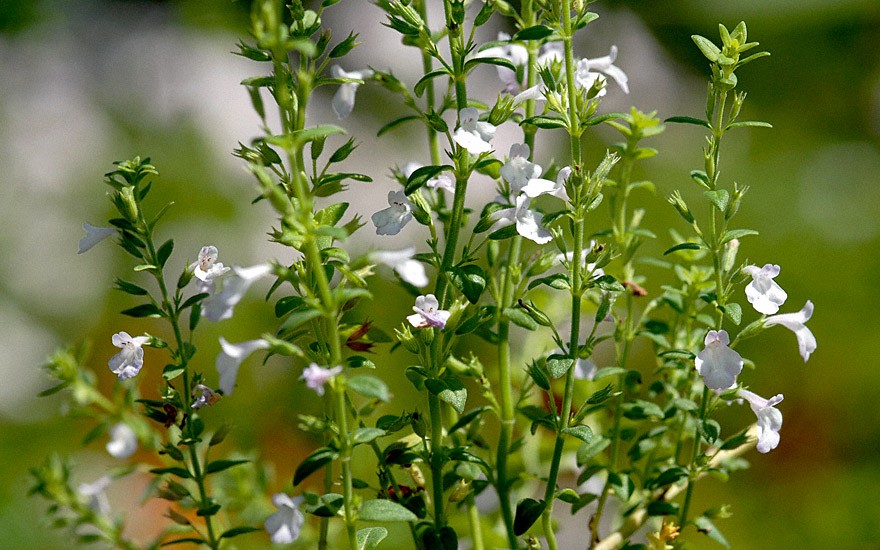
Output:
top-left (679, 385), bottom-right (710, 526)
top-left (541, 3), bottom-right (586, 548)
top-left (272, 10), bottom-right (352, 545)
top-left (137, 195), bottom-right (218, 549)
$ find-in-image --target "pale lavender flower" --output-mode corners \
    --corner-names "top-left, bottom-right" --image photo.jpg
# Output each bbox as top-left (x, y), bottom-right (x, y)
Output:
top-left (452, 107), bottom-right (495, 155)
top-left (427, 173), bottom-right (455, 193)
top-left (78, 476), bottom-right (112, 516)
top-left (742, 264), bottom-right (788, 314)
top-left (739, 389), bottom-right (784, 453)
top-left (575, 46), bottom-right (629, 95)
top-left (105, 423), bottom-right (137, 459)
top-left (764, 301), bottom-right (816, 362)
top-left (490, 194), bottom-right (552, 244)
top-left (500, 143), bottom-right (542, 195)
top-left (406, 294), bottom-right (451, 329)
top-left (265, 493), bottom-right (305, 544)
top-left (301, 363), bottom-right (343, 396)
top-left (78, 223), bottom-right (118, 254)
top-left (695, 329), bottom-right (743, 391)
top-left (190, 245), bottom-right (230, 293)
top-left (372, 247), bottom-right (429, 287)
top-left (330, 65), bottom-right (373, 120)
top-left (108, 332), bottom-right (150, 380)
top-left (522, 165), bottom-right (571, 202)
top-left (202, 263), bottom-right (272, 322)
top-left (371, 190), bottom-right (414, 236)
top-left (216, 338), bottom-right (270, 395)
top-left (191, 384), bottom-right (221, 409)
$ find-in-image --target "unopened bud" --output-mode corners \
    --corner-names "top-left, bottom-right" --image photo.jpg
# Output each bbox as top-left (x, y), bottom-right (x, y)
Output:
top-left (408, 463), bottom-right (426, 490)
top-left (448, 478), bottom-right (472, 503)
top-left (721, 238), bottom-right (739, 272)
top-left (667, 191), bottom-right (695, 224)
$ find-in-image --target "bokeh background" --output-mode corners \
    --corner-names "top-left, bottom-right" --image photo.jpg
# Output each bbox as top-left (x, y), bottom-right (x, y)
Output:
top-left (2, 0), bottom-right (879, 548)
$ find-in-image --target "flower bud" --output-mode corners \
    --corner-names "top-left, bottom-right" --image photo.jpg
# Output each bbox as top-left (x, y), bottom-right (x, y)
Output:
top-left (448, 479), bottom-right (472, 503)
top-left (394, 325), bottom-right (420, 354)
top-left (488, 94), bottom-right (515, 127)
top-left (113, 186), bottom-right (140, 222)
top-left (667, 191), bottom-right (695, 224)
top-left (408, 463), bottom-right (426, 490)
top-left (721, 238), bottom-right (739, 272)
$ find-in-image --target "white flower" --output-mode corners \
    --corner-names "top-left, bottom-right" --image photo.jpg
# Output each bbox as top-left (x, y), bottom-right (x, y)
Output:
top-left (191, 384), bottom-right (221, 409)
top-left (105, 423), bottom-right (137, 459)
top-left (406, 294), bottom-right (451, 329)
top-left (371, 247), bottom-right (429, 287)
top-left (330, 65), bottom-right (372, 120)
top-left (108, 332), bottom-right (149, 380)
top-left (202, 263), bottom-right (273, 322)
top-left (78, 476), bottom-right (112, 516)
top-left (742, 264), bottom-right (788, 314)
top-left (427, 173), bottom-right (455, 193)
top-left (694, 329), bottom-right (743, 391)
top-left (522, 165), bottom-right (571, 202)
top-left (452, 107), bottom-right (495, 155)
top-left (265, 493), bottom-right (305, 544)
top-left (190, 245), bottom-right (231, 293)
top-left (738, 389), bottom-right (784, 453)
top-left (499, 143), bottom-right (542, 195)
top-left (301, 363), bottom-right (343, 396)
top-left (477, 32), bottom-right (528, 93)
top-left (575, 46), bottom-right (629, 95)
top-left (216, 337), bottom-right (270, 395)
top-left (764, 301), bottom-right (816, 362)
top-left (371, 190), bottom-right (414, 236)
top-left (491, 194), bottom-right (552, 244)
top-left (78, 223), bottom-right (118, 254)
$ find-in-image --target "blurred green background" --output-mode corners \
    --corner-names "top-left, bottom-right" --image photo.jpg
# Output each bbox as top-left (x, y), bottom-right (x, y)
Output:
top-left (2, 0), bottom-right (878, 548)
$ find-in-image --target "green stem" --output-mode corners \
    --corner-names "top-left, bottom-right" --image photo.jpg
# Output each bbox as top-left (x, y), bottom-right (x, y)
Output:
top-left (335, 383), bottom-right (359, 549)
top-left (679, 385), bottom-right (710, 527)
top-left (466, 493), bottom-right (485, 550)
top-left (136, 193), bottom-right (218, 549)
top-left (428, 390), bottom-right (446, 527)
top-left (541, 3), bottom-right (584, 548)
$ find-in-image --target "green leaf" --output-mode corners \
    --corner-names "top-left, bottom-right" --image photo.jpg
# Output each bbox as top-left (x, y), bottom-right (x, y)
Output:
top-left (464, 56), bottom-right (517, 74)
top-left (114, 278), bottom-right (149, 296)
top-left (406, 165), bottom-right (451, 195)
top-left (424, 375), bottom-right (467, 414)
top-left (692, 35), bottom-right (721, 61)
top-left (205, 459), bottom-right (249, 475)
top-left (623, 400), bottom-right (665, 420)
top-left (562, 425), bottom-right (593, 443)
top-left (721, 229), bottom-right (758, 243)
top-left (704, 189), bottom-right (729, 212)
top-left (162, 363), bottom-right (186, 381)
top-left (161, 538), bottom-right (205, 547)
top-left (502, 307), bottom-right (538, 330)
top-left (156, 239), bottom-right (174, 268)
top-left (358, 499), bottom-right (418, 522)
top-left (357, 527), bottom-right (389, 550)
top-left (546, 354), bottom-right (574, 379)
top-left (593, 366), bottom-right (625, 380)
top-left (646, 466), bottom-right (688, 490)
top-left (377, 115), bottom-right (420, 137)
top-left (646, 501), bottom-right (680, 516)
top-left (279, 308), bottom-right (322, 332)
top-left (665, 115), bottom-right (711, 128)
top-left (121, 303), bottom-right (165, 318)
top-left (304, 493), bottom-right (345, 517)
top-left (448, 264), bottom-right (486, 304)
top-left (513, 24), bottom-right (554, 40)
top-left (352, 427), bottom-right (386, 445)
top-left (726, 120), bottom-right (772, 130)
top-left (513, 498), bottom-right (546, 535)
top-left (576, 436), bottom-right (610, 465)
top-left (695, 516), bottom-right (731, 549)
top-left (521, 114), bottom-right (568, 130)
top-left (38, 382), bottom-right (69, 397)
top-left (179, 292), bottom-right (209, 311)
top-left (593, 274), bottom-right (625, 292)
top-left (294, 447), bottom-right (338, 486)
top-left (664, 242), bottom-right (704, 255)
top-left (347, 375), bottom-right (391, 402)
top-left (219, 526), bottom-right (261, 539)
top-left (414, 69), bottom-right (450, 97)
top-left (719, 302), bottom-right (742, 325)
top-left (150, 466), bottom-right (192, 479)
top-left (449, 406), bottom-right (490, 433)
